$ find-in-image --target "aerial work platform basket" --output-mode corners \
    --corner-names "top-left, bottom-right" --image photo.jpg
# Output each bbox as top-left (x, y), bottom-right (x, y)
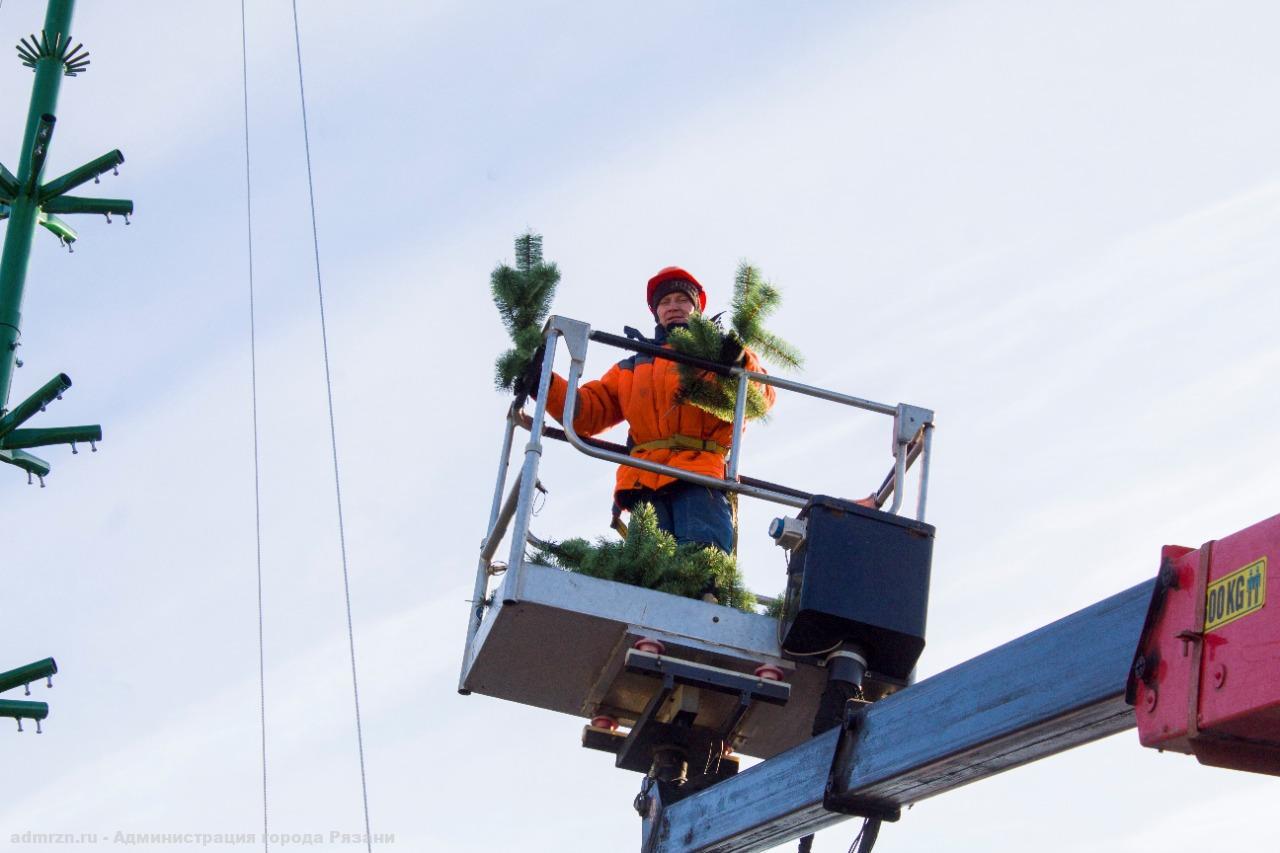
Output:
top-left (458, 316), bottom-right (936, 764)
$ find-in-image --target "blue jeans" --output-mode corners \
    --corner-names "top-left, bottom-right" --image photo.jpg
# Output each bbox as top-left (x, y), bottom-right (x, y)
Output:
top-left (623, 482), bottom-right (734, 554)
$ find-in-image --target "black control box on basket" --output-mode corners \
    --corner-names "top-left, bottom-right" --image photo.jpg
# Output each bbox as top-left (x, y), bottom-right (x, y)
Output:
top-left (780, 495), bottom-right (935, 680)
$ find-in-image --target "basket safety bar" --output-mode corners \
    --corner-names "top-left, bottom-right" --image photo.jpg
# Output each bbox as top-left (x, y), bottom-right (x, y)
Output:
top-left (588, 328), bottom-right (898, 416)
top-left (513, 414), bottom-right (817, 504)
top-left (735, 370), bottom-right (898, 417)
top-left (561, 352), bottom-right (806, 509)
top-left (589, 329), bottom-right (738, 378)
top-left (555, 316), bottom-right (933, 517)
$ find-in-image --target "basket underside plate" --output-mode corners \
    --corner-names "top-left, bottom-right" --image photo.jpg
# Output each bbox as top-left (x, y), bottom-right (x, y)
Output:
top-left (461, 562), bottom-right (831, 760)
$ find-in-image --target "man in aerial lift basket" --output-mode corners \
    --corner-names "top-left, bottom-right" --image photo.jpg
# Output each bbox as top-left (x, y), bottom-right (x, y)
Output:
top-left (526, 266), bottom-right (774, 578)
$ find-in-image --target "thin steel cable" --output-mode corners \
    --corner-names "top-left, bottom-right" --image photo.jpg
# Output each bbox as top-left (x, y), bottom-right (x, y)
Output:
top-left (238, 1), bottom-right (269, 850)
top-left (289, 3), bottom-right (374, 850)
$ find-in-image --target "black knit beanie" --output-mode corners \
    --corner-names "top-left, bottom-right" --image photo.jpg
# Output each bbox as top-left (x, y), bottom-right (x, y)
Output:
top-left (649, 279), bottom-right (700, 313)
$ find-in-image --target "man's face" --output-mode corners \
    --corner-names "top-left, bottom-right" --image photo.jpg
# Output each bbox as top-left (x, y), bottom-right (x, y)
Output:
top-left (656, 291), bottom-right (697, 328)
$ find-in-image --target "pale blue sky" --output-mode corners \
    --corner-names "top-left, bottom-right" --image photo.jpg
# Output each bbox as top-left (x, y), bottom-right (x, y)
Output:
top-left (1, 1), bottom-right (1278, 851)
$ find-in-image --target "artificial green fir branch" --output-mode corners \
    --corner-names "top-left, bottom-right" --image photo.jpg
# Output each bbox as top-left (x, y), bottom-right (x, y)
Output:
top-left (667, 262), bottom-right (802, 422)
top-left (668, 313), bottom-right (772, 422)
top-left (491, 231), bottom-right (560, 392)
top-left (730, 264), bottom-right (803, 370)
top-left (530, 502), bottom-right (757, 613)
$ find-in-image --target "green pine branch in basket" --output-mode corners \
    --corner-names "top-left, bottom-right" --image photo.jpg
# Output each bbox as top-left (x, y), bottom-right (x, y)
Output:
top-left (530, 502), bottom-right (757, 613)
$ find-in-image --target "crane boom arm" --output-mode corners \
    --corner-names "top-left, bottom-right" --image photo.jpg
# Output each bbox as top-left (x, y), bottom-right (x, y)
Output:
top-left (653, 581), bottom-right (1152, 852)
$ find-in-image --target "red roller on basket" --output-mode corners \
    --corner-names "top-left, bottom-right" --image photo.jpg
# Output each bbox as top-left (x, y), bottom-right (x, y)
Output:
top-left (1128, 512), bottom-right (1280, 775)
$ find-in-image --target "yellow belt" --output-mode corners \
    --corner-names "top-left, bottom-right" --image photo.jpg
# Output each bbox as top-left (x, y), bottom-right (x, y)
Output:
top-left (631, 434), bottom-right (728, 456)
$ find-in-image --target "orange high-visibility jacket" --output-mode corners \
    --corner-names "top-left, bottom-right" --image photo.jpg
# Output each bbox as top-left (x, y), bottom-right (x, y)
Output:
top-left (545, 326), bottom-right (776, 503)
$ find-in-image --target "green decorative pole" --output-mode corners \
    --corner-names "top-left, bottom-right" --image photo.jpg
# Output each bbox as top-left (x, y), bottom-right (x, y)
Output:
top-left (0, 0), bottom-right (130, 487)
top-left (0, 1), bottom-right (131, 734)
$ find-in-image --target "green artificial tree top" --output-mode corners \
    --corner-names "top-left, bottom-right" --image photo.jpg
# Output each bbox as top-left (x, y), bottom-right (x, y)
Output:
top-left (490, 231), bottom-right (560, 393)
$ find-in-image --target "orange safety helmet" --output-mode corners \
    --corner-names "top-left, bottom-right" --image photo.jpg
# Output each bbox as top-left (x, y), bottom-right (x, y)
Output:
top-left (646, 266), bottom-right (707, 313)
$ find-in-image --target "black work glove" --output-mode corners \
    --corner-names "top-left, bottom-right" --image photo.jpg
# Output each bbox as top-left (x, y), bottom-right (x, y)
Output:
top-left (718, 330), bottom-right (746, 366)
top-left (516, 344), bottom-right (546, 400)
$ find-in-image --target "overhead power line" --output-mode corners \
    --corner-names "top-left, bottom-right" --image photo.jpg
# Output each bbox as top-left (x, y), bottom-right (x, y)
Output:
top-left (237, 0), bottom-right (269, 849)
top-left (289, 2), bottom-right (375, 851)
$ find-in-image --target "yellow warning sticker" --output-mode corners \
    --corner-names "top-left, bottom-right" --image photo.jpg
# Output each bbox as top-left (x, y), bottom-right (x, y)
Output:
top-left (1205, 557), bottom-right (1267, 632)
